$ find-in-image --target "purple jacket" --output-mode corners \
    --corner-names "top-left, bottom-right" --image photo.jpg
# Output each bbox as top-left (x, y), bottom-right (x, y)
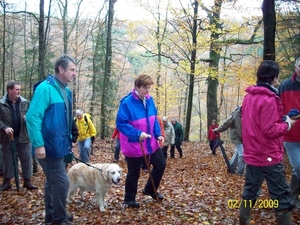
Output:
top-left (116, 89), bottom-right (161, 157)
top-left (242, 84), bottom-right (288, 166)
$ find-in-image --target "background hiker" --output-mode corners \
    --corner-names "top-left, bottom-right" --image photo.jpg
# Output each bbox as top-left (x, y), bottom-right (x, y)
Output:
top-left (213, 106), bottom-right (245, 175)
top-left (0, 81), bottom-right (37, 191)
top-left (75, 109), bottom-right (96, 163)
top-left (207, 119), bottom-right (220, 155)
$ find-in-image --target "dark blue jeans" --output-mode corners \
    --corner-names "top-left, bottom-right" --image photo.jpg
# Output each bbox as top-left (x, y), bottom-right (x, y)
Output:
top-left (209, 140), bottom-right (217, 153)
top-left (38, 157), bottom-right (69, 223)
top-left (241, 162), bottom-right (294, 212)
top-left (124, 148), bottom-right (166, 202)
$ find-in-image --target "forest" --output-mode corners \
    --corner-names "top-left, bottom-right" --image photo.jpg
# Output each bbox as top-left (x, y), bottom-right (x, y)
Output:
top-left (0, 0), bottom-right (299, 142)
top-left (1, 0), bottom-right (300, 224)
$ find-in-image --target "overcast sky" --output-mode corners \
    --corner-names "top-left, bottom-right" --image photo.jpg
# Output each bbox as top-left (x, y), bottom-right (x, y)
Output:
top-left (4, 0), bottom-right (262, 20)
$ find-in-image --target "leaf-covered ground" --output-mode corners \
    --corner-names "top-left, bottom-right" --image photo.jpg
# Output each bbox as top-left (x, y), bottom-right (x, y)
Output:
top-left (0, 140), bottom-right (300, 225)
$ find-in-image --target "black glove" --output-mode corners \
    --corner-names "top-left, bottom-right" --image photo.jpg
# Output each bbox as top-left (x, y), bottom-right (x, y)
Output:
top-left (91, 136), bottom-right (95, 144)
top-left (71, 136), bottom-right (77, 143)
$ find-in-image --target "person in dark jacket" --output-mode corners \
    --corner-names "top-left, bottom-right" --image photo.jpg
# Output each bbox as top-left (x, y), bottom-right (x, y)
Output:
top-left (0, 81), bottom-right (37, 191)
top-left (26, 55), bottom-right (77, 225)
top-left (240, 60), bottom-right (295, 225)
top-left (278, 57), bottom-right (300, 210)
top-left (170, 118), bottom-right (183, 158)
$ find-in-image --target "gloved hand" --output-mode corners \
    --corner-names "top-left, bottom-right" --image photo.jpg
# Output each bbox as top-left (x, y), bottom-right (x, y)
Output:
top-left (283, 109), bottom-right (300, 121)
top-left (91, 136), bottom-right (95, 144)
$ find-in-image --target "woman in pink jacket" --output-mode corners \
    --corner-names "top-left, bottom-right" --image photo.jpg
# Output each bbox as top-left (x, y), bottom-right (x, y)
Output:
top-left (240, 60), bottom-right (296, 225)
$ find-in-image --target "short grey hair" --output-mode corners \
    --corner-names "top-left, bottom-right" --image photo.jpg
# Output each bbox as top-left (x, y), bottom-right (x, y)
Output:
top-left (76, 109), bottom-right (83, 115)
top-left (55, 55), bottom-right (77, 73)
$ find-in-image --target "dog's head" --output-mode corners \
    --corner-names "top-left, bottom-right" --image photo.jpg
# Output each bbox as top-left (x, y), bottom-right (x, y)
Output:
top-left (102, 163), bottom-right (122, 184)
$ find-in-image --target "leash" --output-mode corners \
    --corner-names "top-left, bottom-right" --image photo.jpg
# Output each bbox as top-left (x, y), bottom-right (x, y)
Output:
top-left (71, 152), bottom-right (102, 172)
top-left (139, 142), bottom-right (160, 202)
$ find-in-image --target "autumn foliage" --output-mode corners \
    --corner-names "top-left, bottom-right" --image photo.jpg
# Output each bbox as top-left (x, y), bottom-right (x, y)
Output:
top-left (0, 140), bottom-right (299, 225)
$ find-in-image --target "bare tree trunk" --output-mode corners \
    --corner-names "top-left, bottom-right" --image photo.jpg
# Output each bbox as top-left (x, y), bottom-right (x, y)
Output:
top-left (262, 0), bottom-right (276, 60)
top-left (206, 0), bottom-right (222, 130)
top-left (184, 0), bottom-right (198, 141)
top-left (0, 0), bottom-right (6, 95)
top-left (100, 0), bottom-right (115, 139)
top-left (38, 0), bottom-right (45, 80)
top-left (155, 1), bottom-right (169, 108)
top-left (63, 0), bottom-right (68, 54)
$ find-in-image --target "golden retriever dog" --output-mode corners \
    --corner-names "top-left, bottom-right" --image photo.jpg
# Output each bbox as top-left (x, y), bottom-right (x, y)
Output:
top-left (67, 163), bottom-right (122, 211)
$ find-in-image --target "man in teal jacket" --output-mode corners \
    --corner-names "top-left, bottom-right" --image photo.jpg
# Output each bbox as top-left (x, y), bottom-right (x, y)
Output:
top-left (26, 55), bottom-right (77, 225)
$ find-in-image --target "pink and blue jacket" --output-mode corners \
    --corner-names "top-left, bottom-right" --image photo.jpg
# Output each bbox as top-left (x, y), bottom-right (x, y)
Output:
top-left (116, 89), bottom-right (161, 157)
top-left (242, 84), bottom-right (288, 166)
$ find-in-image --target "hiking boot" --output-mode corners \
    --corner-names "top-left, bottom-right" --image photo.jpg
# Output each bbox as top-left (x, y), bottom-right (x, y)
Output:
top-left (142, 189), bottom-right (163, 201)
top-left (53, 221), bottom-right (74, 225)
top-left (275, 210), bottom-right (292, 225)
top-left (290, 174), bottom-right (300, 209)
top-left (239, 199), bottom-right (252, 225)
top-left (23, 179), bottom-right (38, 189)
top-left (0, 179), bottom-right (11, 191)
top-left (124, 200), bottom-right (140, 208)
top-left (45, 214), bottom-right (73, 224)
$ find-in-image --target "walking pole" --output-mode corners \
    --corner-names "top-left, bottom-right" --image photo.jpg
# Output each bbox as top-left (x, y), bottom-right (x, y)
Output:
top-left (139, 141), bottom-right (160, 202)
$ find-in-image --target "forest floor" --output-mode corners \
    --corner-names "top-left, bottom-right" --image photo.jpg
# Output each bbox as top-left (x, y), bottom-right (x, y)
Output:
top-left (0, 139), bottom-right (300, 225)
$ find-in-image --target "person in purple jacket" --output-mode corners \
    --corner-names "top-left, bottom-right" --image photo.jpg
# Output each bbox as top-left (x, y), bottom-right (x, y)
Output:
top-left (240, 60), bottom-right (296, 225)
top-left (116, 74), bottom-right (165, 208)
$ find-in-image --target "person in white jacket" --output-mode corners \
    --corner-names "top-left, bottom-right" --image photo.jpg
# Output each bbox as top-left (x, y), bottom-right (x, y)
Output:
top-left (162, 116), bottom-right (175, 159)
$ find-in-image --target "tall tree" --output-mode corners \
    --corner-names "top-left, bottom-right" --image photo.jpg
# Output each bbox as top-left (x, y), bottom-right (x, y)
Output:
top-left (262, 0), bottom-right (276, 60)
top-left (206, 0), bottom-right (222, 130)
top-left (38, 0), bottom-right (45, 80)
top-left (57, 0), bottom-right (83, 54)
top-left (139, 0), bottom-right (170, 108)
top-left (184, 0), bottom-right (198, 141)
top-left (100, 0), bottom-right (116, 139)
top-left (0, 0), bottom-right (7, 94)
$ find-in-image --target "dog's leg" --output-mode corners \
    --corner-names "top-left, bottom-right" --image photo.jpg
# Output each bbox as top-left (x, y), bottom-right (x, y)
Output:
top-left (96, 192), bottom-right (106, 212)
top-left (78, 188), bottom-right (85, 200)
top-left (67, 184), bottom-right (76, 202)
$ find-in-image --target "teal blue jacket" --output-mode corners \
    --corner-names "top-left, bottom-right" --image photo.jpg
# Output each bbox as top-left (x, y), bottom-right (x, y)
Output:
top-left (26, 75), bottom-right (73, 158)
